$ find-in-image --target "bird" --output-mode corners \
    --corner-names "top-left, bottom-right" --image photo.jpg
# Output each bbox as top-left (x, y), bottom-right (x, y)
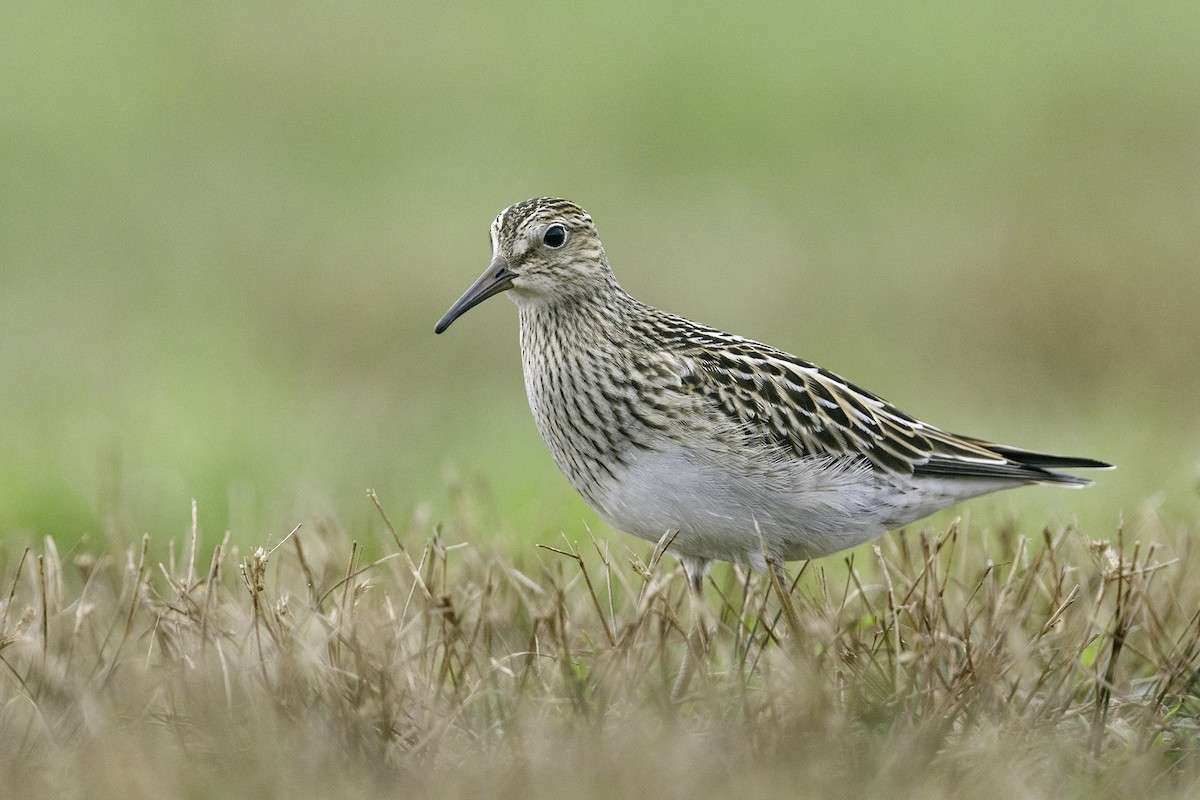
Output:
top-left (434, 197), bottom-right (1111, 589)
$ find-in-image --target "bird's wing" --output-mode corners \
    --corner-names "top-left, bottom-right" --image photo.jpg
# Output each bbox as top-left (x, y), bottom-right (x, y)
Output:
top-left (670, 341), bottom-right (1098, 484)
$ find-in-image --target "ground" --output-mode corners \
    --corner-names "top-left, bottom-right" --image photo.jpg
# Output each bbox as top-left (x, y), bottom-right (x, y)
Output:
top-left (3, 495), bottom-right (1199, 799)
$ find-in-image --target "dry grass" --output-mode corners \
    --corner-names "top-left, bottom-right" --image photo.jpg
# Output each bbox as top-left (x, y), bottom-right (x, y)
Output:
top-left (3, 495), bottom-right (1200, 799)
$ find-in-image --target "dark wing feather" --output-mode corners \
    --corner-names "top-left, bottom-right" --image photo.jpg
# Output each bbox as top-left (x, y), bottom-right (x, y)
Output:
top-left (672, 338), bottom-right (1110, 485)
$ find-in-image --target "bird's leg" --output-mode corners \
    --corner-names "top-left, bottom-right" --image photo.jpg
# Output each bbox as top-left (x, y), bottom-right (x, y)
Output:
top-left (682, 556), bottom-right (712, 651)
top-left (672, 556), bottom-right (712, 700)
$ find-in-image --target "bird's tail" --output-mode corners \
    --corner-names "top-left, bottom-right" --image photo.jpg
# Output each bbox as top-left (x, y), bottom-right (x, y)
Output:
top-left (980, 443), bottom-right (1114, 487)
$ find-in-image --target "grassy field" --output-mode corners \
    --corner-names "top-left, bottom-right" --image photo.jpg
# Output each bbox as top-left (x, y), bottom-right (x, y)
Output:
top-left (2, 1), bottom-right (1200, 795)
top-left (3, 504), bottom-right (1200, 799)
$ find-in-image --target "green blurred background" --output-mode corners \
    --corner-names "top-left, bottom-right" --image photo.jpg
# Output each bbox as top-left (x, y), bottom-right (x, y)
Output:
top-left (2, 2), bottom-right (1197, 551)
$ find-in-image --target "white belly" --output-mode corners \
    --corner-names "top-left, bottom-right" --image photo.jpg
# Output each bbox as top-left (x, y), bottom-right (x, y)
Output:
top-left (587, 447), bottom-right (1012, 567)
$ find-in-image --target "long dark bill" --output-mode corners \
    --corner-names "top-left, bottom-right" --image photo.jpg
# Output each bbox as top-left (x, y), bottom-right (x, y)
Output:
top-left (434, 256), bottom-right (514, 334)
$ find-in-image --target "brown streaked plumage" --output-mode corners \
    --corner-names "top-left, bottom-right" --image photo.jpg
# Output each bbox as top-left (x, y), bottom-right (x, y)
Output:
top-left (435, 198), bottom-right (1111, 583)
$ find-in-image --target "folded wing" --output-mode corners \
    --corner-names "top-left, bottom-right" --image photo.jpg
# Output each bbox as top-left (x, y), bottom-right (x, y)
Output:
top-left (672, 339), bottom-right (1110, 486)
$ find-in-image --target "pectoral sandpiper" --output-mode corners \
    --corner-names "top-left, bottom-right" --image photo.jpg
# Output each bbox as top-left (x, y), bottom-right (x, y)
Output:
top-left (435, 197), bottom-right (1110, 586)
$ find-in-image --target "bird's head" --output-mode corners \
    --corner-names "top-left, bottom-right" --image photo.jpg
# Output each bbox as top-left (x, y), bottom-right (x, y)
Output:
top-left (435, 197), bottom-right (613, 333)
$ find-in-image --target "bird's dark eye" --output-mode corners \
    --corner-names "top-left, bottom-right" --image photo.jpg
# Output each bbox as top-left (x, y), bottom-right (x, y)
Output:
top-left (543, 224), bottom-right (567, 249)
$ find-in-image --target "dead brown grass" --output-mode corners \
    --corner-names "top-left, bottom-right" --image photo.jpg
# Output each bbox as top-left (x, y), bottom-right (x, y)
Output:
top-left (2, 496), bottom-right (1200, 799)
